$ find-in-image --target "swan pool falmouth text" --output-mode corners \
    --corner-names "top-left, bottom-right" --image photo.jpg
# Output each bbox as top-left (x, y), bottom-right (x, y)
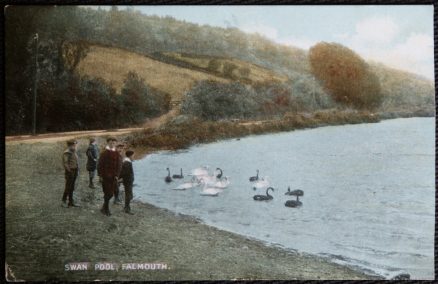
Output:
top-left (64, 262), bottom-right (169, 271)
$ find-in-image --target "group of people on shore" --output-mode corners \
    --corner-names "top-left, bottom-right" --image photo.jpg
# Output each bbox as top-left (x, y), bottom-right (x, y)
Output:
top-left (61, 137), bottom-right (135, 216)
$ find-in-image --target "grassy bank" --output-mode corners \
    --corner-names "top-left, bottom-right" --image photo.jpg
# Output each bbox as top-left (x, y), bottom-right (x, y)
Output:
top-left (125, 109), bottom-right (380, 151)
top-left (125, 107), bottom-right (434, 152)
top-left (5, 137), bottom-right (382, 281)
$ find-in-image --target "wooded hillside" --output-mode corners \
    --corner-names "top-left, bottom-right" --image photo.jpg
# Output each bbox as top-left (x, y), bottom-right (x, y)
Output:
top-left (5, 6), bottom-right (434, 134)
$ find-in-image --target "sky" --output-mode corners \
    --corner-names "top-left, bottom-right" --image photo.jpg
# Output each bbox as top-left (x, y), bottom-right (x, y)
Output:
top-left (117, 5), bottom-right (434, 79)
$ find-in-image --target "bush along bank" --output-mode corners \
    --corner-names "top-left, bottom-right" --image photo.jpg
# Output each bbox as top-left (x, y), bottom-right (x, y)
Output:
top-left (125, 109), bottom-right (381, 151)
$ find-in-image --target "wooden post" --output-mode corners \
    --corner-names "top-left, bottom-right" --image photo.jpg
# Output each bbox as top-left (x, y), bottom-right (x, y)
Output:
top-left (32, 33), bottom-right (39, 135)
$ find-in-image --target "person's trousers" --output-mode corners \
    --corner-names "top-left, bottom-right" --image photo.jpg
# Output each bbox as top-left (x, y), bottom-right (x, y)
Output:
top-left (63, 169), bottom-right (78, 205)
top-left (102, 177), bottom-right (117, 212)
top-left (124, 184), bottom-right (133, 209)
top-left (88, 169), bottom-right (96, 179)
top-left (114, 183), bottom-right (120, 201)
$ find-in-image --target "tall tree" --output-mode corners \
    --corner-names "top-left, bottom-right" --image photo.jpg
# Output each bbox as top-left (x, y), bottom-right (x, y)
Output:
top-left (308, 42), bottom-right (382, 110)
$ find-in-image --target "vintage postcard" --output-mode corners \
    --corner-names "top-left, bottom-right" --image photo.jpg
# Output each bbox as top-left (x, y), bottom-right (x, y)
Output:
top-left (5, 4), bottom-right (434, 281)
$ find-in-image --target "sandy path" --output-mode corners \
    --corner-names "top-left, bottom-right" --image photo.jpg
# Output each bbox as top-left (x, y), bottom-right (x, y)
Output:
top-left (5, 109), bottom-right (178, 145)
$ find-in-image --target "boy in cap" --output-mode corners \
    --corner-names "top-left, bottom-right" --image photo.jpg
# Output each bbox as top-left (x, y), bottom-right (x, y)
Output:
top-left (62, 139), bottom-right (80, 208)
top-left (97, 137), bottom-right (122, 216)
top-left (119, 150), bottom-right (135, 215)
top-left (86, 137), bottom-right (99, 189)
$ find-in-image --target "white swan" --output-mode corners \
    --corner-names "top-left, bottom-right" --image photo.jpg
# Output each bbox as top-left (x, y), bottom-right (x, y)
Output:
top-left (190, 166), bottom-right (210, 177)
top-left (172, 177), bottom-right (201, 190)
top-left (212, 177), bottom-right (230, 189)
top-left (197, 175), bottom-right (217, 187)
top-left (252, 176), bottom-right (270, 190)
top-left (200, 185), bottom-right (222, 196)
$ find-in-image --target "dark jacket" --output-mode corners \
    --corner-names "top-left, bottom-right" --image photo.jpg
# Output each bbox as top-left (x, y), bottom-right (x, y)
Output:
top-left (86, 143), bottom-right (99, 171)
top-left (118, 153), bottom-right (123, 177)
top-left (119, 158), bottom-right (134, 187)
top-left (98, 147), bottom-right (122, 179)
top-left (63, 149), bottom-right (79, 172)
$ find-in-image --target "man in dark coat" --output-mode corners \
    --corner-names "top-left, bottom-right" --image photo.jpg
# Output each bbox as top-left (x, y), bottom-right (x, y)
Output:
top-left (119, 150), bottom-right (135, 215)
top-left (113, 143), bottom-right (125, 205)
top-left (86, 137), bottom-right (99, 189)
top-left (97, 137), bottom-right (122, 216)
top-left (62, 139), bottom-right (80, 208)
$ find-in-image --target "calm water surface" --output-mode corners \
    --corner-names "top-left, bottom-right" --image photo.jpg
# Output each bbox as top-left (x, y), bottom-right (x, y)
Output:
top-left (134, 117), bottom-right (435, 279)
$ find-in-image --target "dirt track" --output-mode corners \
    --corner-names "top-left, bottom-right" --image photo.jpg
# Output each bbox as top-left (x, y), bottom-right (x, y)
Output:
top-left (5, 109), bottom-right (178, 145)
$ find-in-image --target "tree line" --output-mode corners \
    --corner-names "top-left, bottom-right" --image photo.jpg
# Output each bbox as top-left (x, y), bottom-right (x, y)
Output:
top-left (6, 6), bottom-right (172, 134)
top-left (181, 79), bottom-right (334, 121)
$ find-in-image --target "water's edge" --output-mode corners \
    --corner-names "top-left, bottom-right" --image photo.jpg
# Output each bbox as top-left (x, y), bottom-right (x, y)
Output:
top-left (131, 114), bottom-right (435, 159)
top-left (132, 197), bottom-right (385, 279)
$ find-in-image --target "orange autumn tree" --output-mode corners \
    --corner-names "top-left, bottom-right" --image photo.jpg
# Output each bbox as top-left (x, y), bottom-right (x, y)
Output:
top-left (309, 42), bottom-right (382, 110)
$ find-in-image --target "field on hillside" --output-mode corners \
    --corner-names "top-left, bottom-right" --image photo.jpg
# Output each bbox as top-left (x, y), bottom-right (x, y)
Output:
top-left (76, 45), bottom-right (288, 103)
top-left (160, 52), bottom-right (289, 83)
top-left (76, 45), bottom-right (229, 102)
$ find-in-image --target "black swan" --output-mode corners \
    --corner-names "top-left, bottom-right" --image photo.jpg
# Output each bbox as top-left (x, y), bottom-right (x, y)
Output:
top-left (285, 187), bottom-right (304, 197)
top-left (253, 187), bottom-right (274, 201)
top-left (172, 168), bottom-right (184, 179)
top-left (249, 170), bottom-right (259, 182)
top-left (216, 168), bottom-right (223, 179)
top-left (165, 168), bottom-right (172, 183)
top-left (285, 199), bottom-right (302, 208)
top-left (285, 193), bottom-right (303, 208)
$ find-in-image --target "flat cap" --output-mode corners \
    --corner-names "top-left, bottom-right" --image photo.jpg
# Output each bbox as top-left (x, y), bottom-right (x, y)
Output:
top-left (67, 139), bottom-right (77, 146)
top-left (106, 137), bottom-right (118, 142)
